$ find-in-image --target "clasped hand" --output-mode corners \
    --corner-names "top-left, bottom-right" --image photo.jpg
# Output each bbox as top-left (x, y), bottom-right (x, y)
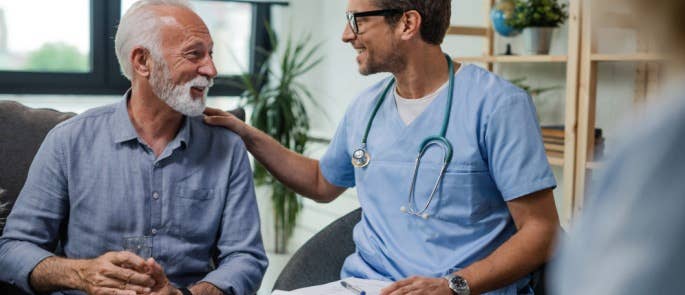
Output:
top-left (77, 251), bottom-right (178, 295)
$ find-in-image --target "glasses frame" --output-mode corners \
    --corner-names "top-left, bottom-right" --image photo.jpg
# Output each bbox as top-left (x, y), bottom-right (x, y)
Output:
top-left (345, 9), bottom-right (404, 35)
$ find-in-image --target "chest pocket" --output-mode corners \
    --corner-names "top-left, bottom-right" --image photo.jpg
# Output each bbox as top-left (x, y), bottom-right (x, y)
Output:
top-left (172, 184), bottom-right (217, 237)
top-left (430, 169), bottom-right (499, 223)
top-left (177, 186), bottom-right (213, 200)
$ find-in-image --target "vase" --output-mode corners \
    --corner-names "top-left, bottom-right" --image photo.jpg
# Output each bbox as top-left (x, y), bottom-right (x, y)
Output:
top-left (523, 27), bottom-right (555, 54)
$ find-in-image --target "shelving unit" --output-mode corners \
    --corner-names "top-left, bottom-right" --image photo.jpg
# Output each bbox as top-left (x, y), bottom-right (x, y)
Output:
top-left (447, 0), bottom-right (668, 225)
top-left (590, 53), bottom-right (665, 62)
top-left (446, 0), bottom-right (582, 225)
top-left (573, 0), bottom-right (665, 215)
top-left (455, 55), bottom-right (568, 63)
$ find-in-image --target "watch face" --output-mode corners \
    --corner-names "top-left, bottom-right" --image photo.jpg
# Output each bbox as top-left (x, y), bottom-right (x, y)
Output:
top-left (455, 277), bottom-right (468, 288)
top-left (450, 276), bottom-right (469, 293)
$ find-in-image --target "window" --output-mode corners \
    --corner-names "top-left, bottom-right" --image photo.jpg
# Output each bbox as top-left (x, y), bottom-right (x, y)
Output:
top-left (0, 0), bottom-right (91, 73)
top-left (0, 0), bottom-right (282, 96)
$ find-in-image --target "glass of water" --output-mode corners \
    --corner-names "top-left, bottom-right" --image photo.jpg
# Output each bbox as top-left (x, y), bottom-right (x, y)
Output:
top-left (122, 236), bottom-right (152, 259)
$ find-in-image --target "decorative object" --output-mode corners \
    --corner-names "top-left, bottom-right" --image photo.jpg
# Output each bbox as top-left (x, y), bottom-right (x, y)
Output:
top-left (507, 0), bottom-right (568, 54)
top-left (238, 28), bottom-right (324, 254)
top-left (490, 0), bottom-right (521, 55)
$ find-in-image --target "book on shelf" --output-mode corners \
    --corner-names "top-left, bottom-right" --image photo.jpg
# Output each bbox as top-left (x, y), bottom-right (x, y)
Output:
top-left (541, 125), bottom-right (565, 139)
top-left (544, 143), bottom-right (565, 152)
top-left (546, 150), bottom-right (564, 159)
top-left (541, 125), bottom-right (606, 161)
top-left (540, 125), bottom-right (603, 139)
top-left (543, 137), bottom-right (565, 145)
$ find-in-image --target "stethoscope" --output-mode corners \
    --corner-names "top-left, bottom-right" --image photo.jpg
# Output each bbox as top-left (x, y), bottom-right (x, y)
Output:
top-left (351, 54), bottom-right (455, 219)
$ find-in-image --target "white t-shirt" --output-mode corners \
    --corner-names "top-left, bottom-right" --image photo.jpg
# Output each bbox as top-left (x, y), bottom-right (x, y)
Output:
top-left (394, 65), bottom-right (463, 125)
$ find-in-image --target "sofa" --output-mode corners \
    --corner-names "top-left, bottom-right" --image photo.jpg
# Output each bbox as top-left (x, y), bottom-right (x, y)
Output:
top-left (0, 100), bottom-right (245, 295)
top-left (0, 101), bottom-right (75, 294)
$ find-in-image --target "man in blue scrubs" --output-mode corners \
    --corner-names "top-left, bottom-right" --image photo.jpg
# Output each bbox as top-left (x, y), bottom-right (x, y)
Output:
top-left (205, 0), bottom-right (559, 294)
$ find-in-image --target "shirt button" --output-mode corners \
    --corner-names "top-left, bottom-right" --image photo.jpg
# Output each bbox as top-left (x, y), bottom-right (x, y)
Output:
top-left (152, 192), bottom-right (159, 200)
top-left (151, 228), bottom-right (158, 235)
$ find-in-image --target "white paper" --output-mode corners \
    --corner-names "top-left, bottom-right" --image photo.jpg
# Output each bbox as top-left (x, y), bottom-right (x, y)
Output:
top-left (272, 277), bottom-right (392, 295)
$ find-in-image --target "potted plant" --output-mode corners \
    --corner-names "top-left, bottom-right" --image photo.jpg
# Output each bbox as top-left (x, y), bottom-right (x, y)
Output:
top-left (507, 0), bottom-right (568, 54)
top-left (237, 28), bottom-right (324, 254)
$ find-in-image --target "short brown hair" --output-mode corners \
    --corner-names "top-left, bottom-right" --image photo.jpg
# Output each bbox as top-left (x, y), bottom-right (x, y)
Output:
top-left (371, 0), bottom-right (451, 45)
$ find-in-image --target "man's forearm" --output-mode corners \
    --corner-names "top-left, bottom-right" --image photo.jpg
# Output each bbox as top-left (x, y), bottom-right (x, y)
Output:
top-left (456, 222), bottom-right (557, 294)
top-left (240, 124), bottom-right (344, 202)
top-left (30, 256), bottom-right (84, 293)
top-left (190, 282), bottom-right (224, 295)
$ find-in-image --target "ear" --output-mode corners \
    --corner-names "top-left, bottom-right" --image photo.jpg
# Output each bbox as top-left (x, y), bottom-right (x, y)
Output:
top-left (398, 10), bottom-right (422, 41)
top-left (131, 47), bottom-right (152, 78)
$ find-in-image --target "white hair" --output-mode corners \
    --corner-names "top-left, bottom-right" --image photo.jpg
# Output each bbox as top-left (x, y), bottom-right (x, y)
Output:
top-left (114, 0), bottom-right (194, 80)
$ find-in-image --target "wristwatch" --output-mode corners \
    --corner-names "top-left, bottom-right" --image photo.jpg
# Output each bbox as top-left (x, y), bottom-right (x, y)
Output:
top-left (443, 273), bottom-right (470, 295)
top-left (178, 287), bottom-right (193, 295)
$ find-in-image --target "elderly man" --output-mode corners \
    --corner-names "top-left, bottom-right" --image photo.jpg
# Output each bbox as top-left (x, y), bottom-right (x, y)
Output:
top-left (0, 1), bottom-right (267, 295)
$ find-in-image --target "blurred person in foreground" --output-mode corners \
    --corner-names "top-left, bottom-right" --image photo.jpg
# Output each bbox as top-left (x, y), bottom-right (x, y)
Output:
top-left (0, 1), bottom-right (267, 294)
top-left (551, 0), bottom-right (685, 294)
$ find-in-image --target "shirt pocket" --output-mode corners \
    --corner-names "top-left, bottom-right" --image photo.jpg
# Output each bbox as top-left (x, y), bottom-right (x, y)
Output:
top-left (430, 169), bottom-right (499, 223)
top-left (172, 184), bottom-right (218, 237)
top-left (176, 186), bottom-right (214, 200)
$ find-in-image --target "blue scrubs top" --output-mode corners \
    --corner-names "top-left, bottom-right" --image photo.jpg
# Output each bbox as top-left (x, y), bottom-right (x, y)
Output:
top-left (320, 65), bottom-right (557, 294)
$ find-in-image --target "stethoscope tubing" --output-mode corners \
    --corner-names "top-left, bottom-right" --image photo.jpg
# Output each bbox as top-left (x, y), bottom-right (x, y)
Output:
top-left (354, 54), bottom-right (456, 219)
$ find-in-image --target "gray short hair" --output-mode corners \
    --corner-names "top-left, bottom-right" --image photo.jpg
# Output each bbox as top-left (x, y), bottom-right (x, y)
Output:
top-left (114, 0), bottom-right (195, 80)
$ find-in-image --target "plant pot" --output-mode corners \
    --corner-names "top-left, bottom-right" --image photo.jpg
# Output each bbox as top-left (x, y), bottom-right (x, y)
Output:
top-left (523, 27), bottom-right (555, 55)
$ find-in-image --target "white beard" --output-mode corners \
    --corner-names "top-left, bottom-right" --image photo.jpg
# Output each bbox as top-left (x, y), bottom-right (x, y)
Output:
top-left (150, 57), bottom-right (213, 117)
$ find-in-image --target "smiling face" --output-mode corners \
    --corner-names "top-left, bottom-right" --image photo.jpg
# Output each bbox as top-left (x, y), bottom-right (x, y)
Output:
top-left (149, 6), bottom-right (217, 116)
top-left (342, 0), bottom-right (406, 75)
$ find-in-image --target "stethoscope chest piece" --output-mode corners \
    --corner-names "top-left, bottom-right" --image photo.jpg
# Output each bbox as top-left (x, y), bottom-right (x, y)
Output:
top-left (351, 146), bottom-right (371, 168)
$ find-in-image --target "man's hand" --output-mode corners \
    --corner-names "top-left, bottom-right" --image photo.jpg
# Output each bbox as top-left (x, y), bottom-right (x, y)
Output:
top-left (203, 107), bottom-right (246, 136)
top-left (144, 258), bottom-right (181, 295)
top-left (75, 251), bottom-right (156, 295)
top-left (380, 276), bottom-right (453, 295)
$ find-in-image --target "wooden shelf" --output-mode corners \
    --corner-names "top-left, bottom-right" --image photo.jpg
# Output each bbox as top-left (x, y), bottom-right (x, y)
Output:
top-left (446, 26), bottom-right (488, 37)
top-left (591, 53), bottom-right (666, 62)
top-left (454, 55), bottom-right (568, 63)
top-left (547, 155), bottom-right (565, 167)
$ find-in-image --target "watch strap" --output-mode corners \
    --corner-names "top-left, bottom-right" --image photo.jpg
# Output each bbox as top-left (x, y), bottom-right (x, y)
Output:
top-left (178, 287), bottom-right (193, 295)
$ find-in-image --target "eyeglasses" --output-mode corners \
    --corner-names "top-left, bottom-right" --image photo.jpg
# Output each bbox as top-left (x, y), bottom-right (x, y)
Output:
top-left (345, 9), bottom-right (404, 35)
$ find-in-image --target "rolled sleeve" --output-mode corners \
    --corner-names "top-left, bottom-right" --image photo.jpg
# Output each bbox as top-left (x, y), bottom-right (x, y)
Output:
top-left (0, 241), bottom-right (54, 294)
top-left (201, 141), bottom-right (267, 295)
top-left (0, 129), bottom-right (68, 294)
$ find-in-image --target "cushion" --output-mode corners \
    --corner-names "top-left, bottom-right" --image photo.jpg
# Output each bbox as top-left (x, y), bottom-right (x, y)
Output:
top-left (0, 101), bottom-right (74, 213)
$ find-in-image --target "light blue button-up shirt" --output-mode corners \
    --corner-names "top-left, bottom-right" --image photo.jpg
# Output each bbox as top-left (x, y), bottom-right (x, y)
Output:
top-left (0, 92), bottom-right (267, 295)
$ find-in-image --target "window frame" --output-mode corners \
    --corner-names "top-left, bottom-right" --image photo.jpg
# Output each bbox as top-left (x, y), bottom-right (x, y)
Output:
top-left (0, 0), bottom-right (282, 96)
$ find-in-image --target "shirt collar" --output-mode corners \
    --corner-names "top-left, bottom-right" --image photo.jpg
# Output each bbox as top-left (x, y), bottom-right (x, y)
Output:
top-left (113, 89), bottom-right (139, 144)
top-left (112, 89), bottom-right (192, 150)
